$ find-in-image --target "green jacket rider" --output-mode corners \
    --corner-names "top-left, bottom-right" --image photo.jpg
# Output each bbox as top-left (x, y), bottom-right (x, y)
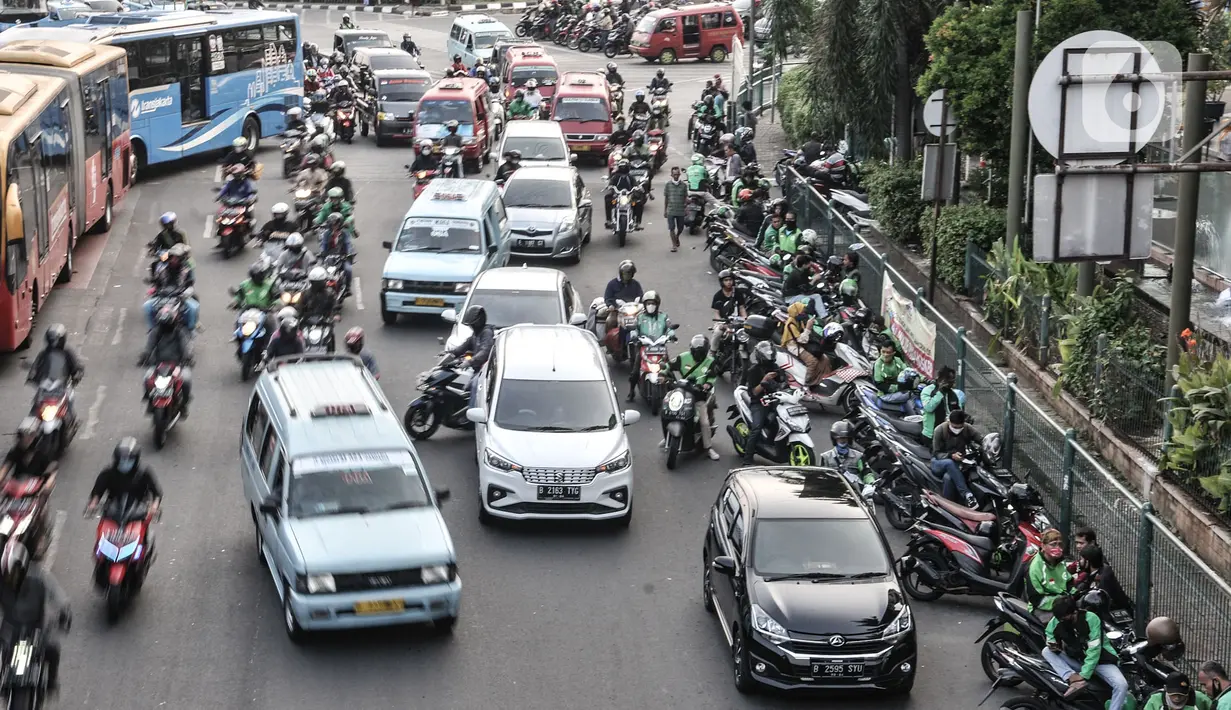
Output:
top-left (635, 309), bottom-right (670, 340)
top-left (1143, 688), bottom-right (1212, 710)
top-left (314, 189), bottom-right (354, 226)
top-left (686, 156), bottom-right (708, 191)
top-left (1044, 607), bottom-right (1119, 683)
top-left (1027, 531), bottom-right (1073, 612)
top-left (508, 94), bottom-right (534, 118)
top-left (232, 266), bottom-right (279, 310)
top-left (669, 348), bottom-right (717, 387)
top-left (874, 352), bottom-right (907, 393)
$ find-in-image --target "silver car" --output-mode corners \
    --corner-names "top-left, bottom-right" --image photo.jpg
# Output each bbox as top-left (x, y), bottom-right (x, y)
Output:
top-left (502, 166), bottom-right (593, 264)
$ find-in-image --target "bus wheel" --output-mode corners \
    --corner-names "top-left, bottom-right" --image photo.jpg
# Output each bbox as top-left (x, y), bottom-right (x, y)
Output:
top-left (17, 288), bottom-right (37, 351)
top-left (132, 141), bottom-right (148, 184)
top-left (91, 188), bottom-right (113, 235)
top-left (58, 230), bottom-right (74, 285)
top-left (242, 117), bottom-right (261, 152)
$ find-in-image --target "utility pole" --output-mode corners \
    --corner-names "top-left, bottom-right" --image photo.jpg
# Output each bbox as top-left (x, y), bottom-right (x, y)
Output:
top-left (1004, 10), bottom-right (1033, 247)
top-left (748, 0), bottom-right (757, 106)
top-left (1166, 52), bottom-right (1209, 390)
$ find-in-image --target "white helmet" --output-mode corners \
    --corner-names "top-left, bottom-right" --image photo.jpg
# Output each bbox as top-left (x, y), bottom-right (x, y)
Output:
top-left (277, 306), bottom-right (298, 323)
top-left (526, 79), bottom-right (538, 89)
top-left (308, 266), bottom-right (328, 283)
top-left (271, 202), bottom-right (290, 217)
top-left (285, 232), bottom-right (305, 250)
top-left (419, 139), bottom-right (433, 152)
top-left (286, 106), bottom-right (302, 119)
top-left (311, 134), bottom-right (330, 150)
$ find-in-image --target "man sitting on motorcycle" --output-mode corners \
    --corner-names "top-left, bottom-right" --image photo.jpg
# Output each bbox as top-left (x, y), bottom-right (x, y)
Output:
top-left (303, 68), bottom-right (321, 95)
top-left (264, 308), bottom-right (306, 364)
top-left (1042, 595), bottom-right (1128, 710)
top-left (523, 80), bottom-right (544, 111)
top-left (230, 262), bottom-right (279, 330)
top-left (144, 244), bottom-right (199, 332)
top-left (329, 77), bottom-right (355, 107)
top-left (596, 7), bottom-right (614, 30)
top-left (450, 54), bottom-right (467, 74)
top-left (441, 120), bottom-right (465, 150)
top-left (666, 334), bottom-right (720, 460)
top-left (628, 89), bottom-right (650, 122)
top-left (1144, 672), bottom-right (1211, 710)
top-left (1075, 544), bottom-right (1134, 616)
top-left (496, 150), bottom-right (522, 183)
top-left (819, 420), bottom-right (872, 486)
top-left (314, 186), bottom-right (355, 230)
top-left (730, 163), bottom-right (762, 207)
top-left (734, 126), bottom-right (756, 164)
top-left (295, 154), bottom-right (330, 195)
top-left (222, 136), bottom-right (254, 174)
top-left (150, 212), bottom-right (188, 253)
top-left (605, 62), bottom-right (624, 89)
top-left (257, 203), bottom-right (296, 244)
top-left (318, 213), bottom-right (355, 294)
top-left (410, 139), bottom-right (441, 173)
top-left (603, 258), bottom-right (644, 336)
top-left (607, 116), bottom-right (631, 153)
top-left (686, 153), bottom-right (709, 192)
top-left (274, 233), bottom-right (315, 272)
top-left (27, 322), bottom-right (84, 397)
top-left (920, 365), bottom-right (964, 439)
top-left (448, 305), bottom-right (496, 408)
top-left (605, 160), bottom-right (644, 228)
top-left (0, 540), bottom-right (71, 696)
top-left (740, 340), bottom-right (786, 465)
top-left (508, 90), bottom-right (535, 119)
top-left (736, 189), bottom-right (765, 235)
top-left (649, 68), bottom-right (671, 93)
top-left (339, 12), bottom-right (356, 28)
top-left (138, 307), bottom-right (193, 415)
top-left (218, 163), bottom-right (257, 204)
top-left (344, 327), bottom-right (380, 380)
top-left (85, 438), bottom-right (163, 536)
top-left (627, 290), bottom-right (671, 402)
top-left (930, 409), bottom-right (978, 508)
top-left (873, 343), bottom-right (914, 411)
top-left (0, 417), bottom-right (58, 498)
top-left (401, 33), bottom-right (420, 57)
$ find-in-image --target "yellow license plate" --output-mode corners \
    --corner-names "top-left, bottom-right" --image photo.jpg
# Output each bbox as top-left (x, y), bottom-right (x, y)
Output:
top-left (573, 145), bottom-right (590, 151)
top-left (354, 599), bottom-right (404, 615)
top-left (415, 297), bottom-right (446, 307)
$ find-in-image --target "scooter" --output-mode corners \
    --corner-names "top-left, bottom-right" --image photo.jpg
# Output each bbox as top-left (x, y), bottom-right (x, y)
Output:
top-left (662, 379), bottom-right (716, 469)
top-left (611, 188), bottom-right (636, 247)
top-left (28, 376), bottom-right (79, 459)
top-left (633, 324), bottom-right (679, 414)
top-left (214, 194), bottom-right (256, 259)
top-left (774, 341), bottom-right (872, 413)
top-left (0, 476), bottom-right (53, 559)
top-left (144, 362), bottom-right (186, 450)
top-left (88, 493), bottom-right (157, 623)
top-left (404, 353), bottom-right (475, 440)
top-left (280, 129), bottom-right (306, 179)
top-left (302, 315), bottom-right (335, 354)
top-left (440, 145), bottom-right (464, 179)
top-left (292, 187), bottom-right (322, 233)
top-left (335, 101), bottom-right (357, 143)
top-left (727, 385), bottom-right (816, 466)
top-left (895, 508), bottom-right (1042, 602)
top-left (230, 307), bottom-right (270, 382)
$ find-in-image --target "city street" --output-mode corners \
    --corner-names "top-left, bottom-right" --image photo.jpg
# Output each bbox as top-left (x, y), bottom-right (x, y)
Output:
top-left (0, 11), bottom-right (1014, 708)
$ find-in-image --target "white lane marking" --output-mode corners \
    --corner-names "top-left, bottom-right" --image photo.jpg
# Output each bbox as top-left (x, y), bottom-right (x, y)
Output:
top-left (132, 246), bottom-right (147, 278)
top-left (214, 164), bottom-right (223, 183)
top-left (111, 307), bottom-right (127, 346)
top-left (43, 510), bottom-right (67, 570)
top-left (353, 276), bottom-right (365, 310)
top-left (202, 215), bottom-right (215, 241)
top-left (80, 385), bottom-right (107, 441)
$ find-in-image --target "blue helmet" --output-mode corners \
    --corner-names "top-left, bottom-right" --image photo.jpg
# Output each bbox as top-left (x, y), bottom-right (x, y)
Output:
top-left (160, 212), bottom-right (177, 226)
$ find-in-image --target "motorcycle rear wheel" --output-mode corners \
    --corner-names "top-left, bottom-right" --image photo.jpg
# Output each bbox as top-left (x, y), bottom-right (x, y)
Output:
top-left (604, 44), bottom-right (619, 58)
top-left (404, 402), bottom-right (441, 440)
top-left (151, 407), bottom-right (169, 450)
top-left (578, 38), bottom-right (593, 53)
top-left (981, 631), bottom-right (1027, 687)
top-left (900, 545), bottom-right (946, 602)
top-left (6, 688), bottom-right (37, 710)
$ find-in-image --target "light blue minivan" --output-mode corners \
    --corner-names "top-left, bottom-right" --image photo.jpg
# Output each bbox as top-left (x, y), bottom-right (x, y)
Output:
top-left (380, 178), bottom-right (512, 324)
top-left (446, 14), bottom-right (514, 66)
top-left (241, 354), bottom-right (461, 642)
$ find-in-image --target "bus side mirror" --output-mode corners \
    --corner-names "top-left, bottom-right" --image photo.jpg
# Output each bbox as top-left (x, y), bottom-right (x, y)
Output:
top-left (4, 184), bottom-right (22, 242)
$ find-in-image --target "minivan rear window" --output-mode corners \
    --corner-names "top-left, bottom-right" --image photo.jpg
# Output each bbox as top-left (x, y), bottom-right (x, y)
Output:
top-left (378, 78), bottom-right (428, 103)
top-left (510, 66), bottom-right (558, 86)
top-left (553, 96), bottom-right (609, 123)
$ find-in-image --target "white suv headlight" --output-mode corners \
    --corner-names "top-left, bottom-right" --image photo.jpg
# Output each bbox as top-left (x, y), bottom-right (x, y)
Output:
top-left (421, 564), bottom-right (452, 584)
top-left (306, 574), bottom-right (335, 594)
top-left (485, 449), bottom-right (523, 473)
top-left (882, 605), bottom-right (912, 639)
top-left (383, 279), bottom-right (403, 290)
top-left (751, 603), bottom-right (789, 644)
top-left (595, 450), bottom-right (630, 474)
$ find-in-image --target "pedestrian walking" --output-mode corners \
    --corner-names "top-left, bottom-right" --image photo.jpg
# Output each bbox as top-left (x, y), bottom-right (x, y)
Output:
top-left (663, 165), bottom-right (688, 251)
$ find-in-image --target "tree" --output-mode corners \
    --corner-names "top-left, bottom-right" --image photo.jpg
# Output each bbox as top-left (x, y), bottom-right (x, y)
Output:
top-left (762, 0), bottom-right (815, 63)
top-left (918, 0), bottom-right (1200, 174)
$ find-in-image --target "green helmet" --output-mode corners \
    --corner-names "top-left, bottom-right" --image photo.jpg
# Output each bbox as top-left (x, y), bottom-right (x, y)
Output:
top-left (839, 277), bottom-right (859, 297)
top-left (691, 153), bottom-right (703, 165)
top-left (327, 186), bottom-right (344, 200)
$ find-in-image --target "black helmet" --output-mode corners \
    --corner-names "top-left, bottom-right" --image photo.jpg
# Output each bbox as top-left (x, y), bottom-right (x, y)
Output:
top-left (618, 259), bottom-right (636, 281)
top-left (656, 69), bottom-right (664, 78)
top-left (248, 263), bottom-right (267, 282)
top-left (113, 436), bottom-right (141, 475)
top-left (829, 419), bottom-right (853, 447)
top-left (327, 212), bottom-right (344, 227)
top-left (453, 54), bottom-right (461, 62)
top-left (44, 323), bottom-right (67, 349)
top-left (461, 304), bottom-right (487, 329)
top-left (280, 315), bottom-right (299, 337)
top-left (718, 269), bottom-right (734, 282)
top-left (0, 540), bottom-right (30, 591)
top-left (689, 334), bottom-right (708, 362)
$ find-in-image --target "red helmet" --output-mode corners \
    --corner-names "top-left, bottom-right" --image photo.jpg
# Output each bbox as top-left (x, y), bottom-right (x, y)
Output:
top-left (344, 326), bottom-right (364, 353)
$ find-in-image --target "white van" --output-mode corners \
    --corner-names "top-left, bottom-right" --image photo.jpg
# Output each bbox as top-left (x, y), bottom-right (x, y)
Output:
top-left (446, 14), bottom-right (514, 67)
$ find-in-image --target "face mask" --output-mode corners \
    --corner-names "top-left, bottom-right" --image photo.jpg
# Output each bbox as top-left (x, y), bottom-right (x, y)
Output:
top-left (1166, 695), bottom-right (1187, 709)
top-left (671, 175), bottom-right (681, 183)
top-left (645, 304), bottom-right (658, 314)
top-left (835, 442), bottom-right (849, 455)
top-left (785, 220), bottom-right (797, 229)
top-left (117, 458), bottom-right (136, 474)
top-left (949, 424), bottom-right (963, 435)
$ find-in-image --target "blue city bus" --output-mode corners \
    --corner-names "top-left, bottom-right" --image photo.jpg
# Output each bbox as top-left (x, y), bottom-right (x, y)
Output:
top-left (0, 9), bottom-right (303, 176)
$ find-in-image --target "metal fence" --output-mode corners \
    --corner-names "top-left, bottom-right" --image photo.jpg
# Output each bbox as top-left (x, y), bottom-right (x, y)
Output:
top-left (777, 164), bottom-right (1231, 672)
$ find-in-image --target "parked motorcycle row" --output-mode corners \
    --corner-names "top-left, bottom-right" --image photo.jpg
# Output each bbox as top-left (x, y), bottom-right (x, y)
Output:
top-left (515, 0), bottom-right (686, 58)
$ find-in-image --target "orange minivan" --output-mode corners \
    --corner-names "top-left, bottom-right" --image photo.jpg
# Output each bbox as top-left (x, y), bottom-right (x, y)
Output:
top-left (630, 3), bottom-right (743, 64)
top-left (413, 77), bottom-right (494, 171)
top-left (551, 71), bottom-right (613, 159)
top-left (503, 48), bottom-right (560, 102)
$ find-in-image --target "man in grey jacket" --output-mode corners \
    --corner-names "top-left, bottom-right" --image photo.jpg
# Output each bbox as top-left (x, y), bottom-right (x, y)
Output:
top-left (662, 165), bottom-right (689, 251)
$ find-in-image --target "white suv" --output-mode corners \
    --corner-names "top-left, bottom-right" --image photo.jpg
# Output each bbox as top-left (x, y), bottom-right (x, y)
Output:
top-left (494, 120), bottom-right (572, 168)
top-left (465, 324), bottom-right (640, 525)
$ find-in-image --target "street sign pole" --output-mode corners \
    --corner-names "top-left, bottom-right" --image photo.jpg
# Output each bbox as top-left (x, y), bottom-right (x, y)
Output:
top-left (1005, 10), bottom-right (1033, 247)
top-left (928, 92), bottom-right (950, 301)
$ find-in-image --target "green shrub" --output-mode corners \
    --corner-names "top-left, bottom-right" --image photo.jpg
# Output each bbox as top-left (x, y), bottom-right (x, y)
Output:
top-left (1163, 353), bottom-right (1231, 513)
top-left (776, 65), bottom-right (843, 145)
top-left (917, 204), bottom-right (1005, 291)
top-left (863, 159), bottom-right (926, 244)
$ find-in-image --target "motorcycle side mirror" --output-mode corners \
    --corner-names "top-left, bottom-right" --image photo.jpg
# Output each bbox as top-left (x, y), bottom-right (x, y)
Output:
top-left (258, 496), bottom-right (280, 515)
top-left (441, 308), bottom-right (458, 323)
top-left (487, 244), bottom-right (497, 255)
top-left (711, 555), bottom-right (737, 577)
top-left (621, 409), bottom-right (641, 426)
top-left (381, 240), bottom-right (393, 250)
top-left (434, 486), bottom-right (451, 503)
top-left (569, 153), bottom-right (579, 163)
top-left (465, 407), bottom-right (487, 424)
top-left (569, 312), bottom-right (587, 326)
top-left (578, 198), bottom-right (592, 209)
top-left (669, 323), bottom-right (680, 330)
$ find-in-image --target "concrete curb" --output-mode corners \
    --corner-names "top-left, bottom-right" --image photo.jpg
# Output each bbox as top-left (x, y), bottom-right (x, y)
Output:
top-left (265, 2), bottom-right (526, 15)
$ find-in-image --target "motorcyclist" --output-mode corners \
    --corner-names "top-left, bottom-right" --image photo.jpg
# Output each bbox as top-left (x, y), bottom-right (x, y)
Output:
top-left (313, 186), bottom-right (354, 229)
top-left (138, 307), bottom-right (194, 414)
top-left (604, 259), bottom-right (643, 309)
top-left (606, 116), bottom-right (631, 151)
top-left (274, 232), bottom-right (315, 272)
top-left (230, 261), bottom-right (279, 313)
top-left (303, 68), bottom-right (321, 95)
top-left (920, 365), bottom-right (965, 439)
top-left (222, 136), bottom-right (254, 173)
top-left (1027, 528), bottom-right (1075, 616)
top-left (0, 417), bottom-right (58, 494)
top-left (873, 343), bottom-right (914, 410)
top-left (401, 33), bottom-right (421, 57)
top-left (85, 437), bottom-right (163, 524)
top-left (441, 120), bottom-right (464, 150)
top-left (0, 540), bottom-right (70, 695)
top-left (294, 153), bottom-right (330, 195)
top-left (318, 213), bottom-right (355, 293)
top-left (627, 290), bottom-right (671, 401)
top-left (666, 334), bottom-right (720, 461)
top-left (410, 139), bottom-right (441, 173)
top-left (1199, 662), bottom-right (1230, 710)
top-left (344, 327), bottom-right (379, 380)
top-left (1042, 595), bottom-right (1128, 710)
top-left (628, 89), bottom-right (650, 121)
top-left (604, 159), bottom-right (644, 228)
top-left (523, 79), bottom-right (544, 111)
top-left (605, 62), bottom-right (623, 88)
top-left (736, 190), bottom-right (764, 235)
top-left (218, 163), bottom-right (257, 203)
top-left (1144, 672), bottom-right (1212, 710)
top-left (818, 420), bottom-right (872, 486)
top-left (686, 153), bottom-right (709, 192)
top-left (257, 203), bottom-right (296, 243)
top-left (495, 150), bottom-right (522, 183)
top-left (144, 244), bottom-right (199, 332)
top-left (931, 409), bottom-right (978, 508)
top-left (764, 209), bottom-right (800, 256)
top-left (308, 89), bottom-right (332, 125)
top-left (149, 212), bottom-right (188, 253)
top-left (596, 7), bottom-right (613, 29)
top-left (448, 305), bottom-right (496, 407)
top-left (623, 130), bottom-right (652, 163)
top-left (1075, 544), bottom-right (1133, 616)
top-left (450, 54), bottom-right (467, 74)
top-left (329, 77), bottom-right (355, 107)
top-left (649, 68), bottom-right (670, 93)
top-left (730, 163), bottom-right (762, 206)
top-left (26, 323), bottom-right (84, 402)
top-left (740, 340), bottom-right (786, 465)
top-left (508, 89), bottom-right (535, 119)
top-left (300, 266), bottom-right (338, 323)
top-left (339, 12), bottom-right (356, 28)
top-left (734, 126), bottom-right (756, 164)
top-left (263, 308), bottom-right (306, 363)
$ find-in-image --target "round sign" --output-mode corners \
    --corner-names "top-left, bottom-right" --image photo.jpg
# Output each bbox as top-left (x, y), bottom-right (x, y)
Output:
top-left (922, 89), bottom-right (957, 138)
top-left (1028, 30), bottom-right (1170, 166)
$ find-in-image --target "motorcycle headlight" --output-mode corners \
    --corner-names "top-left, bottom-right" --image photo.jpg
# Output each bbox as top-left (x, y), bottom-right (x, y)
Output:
top-left (294, 188), bottom-right (311, 199)
top-left (618, 195), bottom-right (630, 205)
top-left (298, 573), bottom-right (335, 594)
top-left (751, 603), bottom-right (789, 644)
top-left (153, 375), bottom-right (172, 389)
top-left (485, 449), bottom-right (523, 473)
top-left (384, 279), bottom-right (404, 290)
top-left (307, 328), bottom-right (323, 344)
top-left (454, 282), bottom-right (471, 294)
top-left (377, 112), bottom-right (390, 121)
top-left (595, 450), bottom-right (630, 474)
top-left (646, 362), bottom-right (660, 373)
top-left (665, 390), bottom-right (685, 411)
top-left (241, 321), bottom-right (258, 337)
top-left (39, 404), bottom-right (59, 422)
top-left (421, 564), bottom-right (454, 584)
top-left (882, 605), bottom-right (912, 639)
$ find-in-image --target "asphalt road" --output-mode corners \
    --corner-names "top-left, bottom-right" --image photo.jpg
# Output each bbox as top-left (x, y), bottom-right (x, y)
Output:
top-left (0, 11), bottom-right (1017, 709)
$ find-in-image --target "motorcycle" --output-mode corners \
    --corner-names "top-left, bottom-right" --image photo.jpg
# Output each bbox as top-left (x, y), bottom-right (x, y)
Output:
top-left (89, 493), bottom-right (157, 623)
top-left (649, 88), bottom-right (670, 129)
top-left (302, 316), bottom-right (336, 354)
top-left (773, 340), bottom-right (872, 412)
top-left (144, 362), bottom-right (186, 450)
top-left (586, 297), bottom-right (642, 363)
top-left (628, 157), bottom-right (651, 187)
top-left (334, 101), bottom-right (357, 143)
top-left (981, 639), bottom-right (1171, 710)
top-left (440, 145), bottom-right (464, 179)
top-left (410, 168), bottom-right (438, 200)
top-left (0, 476), bottom-right (52, 558)
top-left (230, 307), bottom-right (270, 382)
top-left (603, 28), bottom-right (630, 58)
top-left (403, 353), bottom-right (476, 440)
top-left (711, 315), bottom-right (750, 383)
top-left (662, 379), bottom-right (716, 469)
top-left (28, 376), bottom-right (79, 459)
top-left (873, 434), bottom-right (1009, 530)
top-left (693, 119), bottom-right (718, 156)
top-left (684, 192), bottom-right (708, 235)
top-left (292, 188), bottom-right (322, 233)
top-left (0, 628), bottom-right (59, 710)
top-left (280, 130), bottom-right (306, 179)
top-left (321, 252), bottom-right (352, 303)
top-left (633, 323), bottom-right (679, 414)
top-left (276, 268), bottom-right (309, 308)
top-left (610, 188), bottom-right (638, 247)
top-left (214, 195), bottom-right (255, 258)
top-left (646, 129), bottom-right (668, 172)
top-left (726, 385), bottom-right (816, 466)
top-left (609, 84), bottom-right (625, 115)
top-left (629, 110), bottom-right (650, 134)
top-left (576, 23), bottom-right (606, 52)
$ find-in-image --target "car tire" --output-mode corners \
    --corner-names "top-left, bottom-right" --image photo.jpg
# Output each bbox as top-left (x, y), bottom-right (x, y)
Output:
top-left (380, 305), bottom-right (397, 326)
top-left (732, 629), bottom-right (757, 693)
top-left (434, 614), bottom-right (459, 635)
top-left (283, 588), bottom-right (307, 644)
top-left (886, 672), bottom-right (915, 696)
top-left (478, 502), bottom-right (494, 526)
top-left (254, 518), bottom-right (267, 568)
top-left (701, 556), bottom-right (715, 613)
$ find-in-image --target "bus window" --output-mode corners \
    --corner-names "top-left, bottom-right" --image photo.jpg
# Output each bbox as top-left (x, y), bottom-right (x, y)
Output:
top-left (175, 37), bottom-right (206, 123)
top-left (131, 39), bottom-right (174, 90)
top-left (234, 27), bottom-right (264, 71)
top-left (37, 94), bottom-right (71, 254)
top-left (8, 134), bottom-right (35, 281)
top-left (269, 22), bottom-right (297, 57)
top-left (81, 74), bottom-right (105, 172)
